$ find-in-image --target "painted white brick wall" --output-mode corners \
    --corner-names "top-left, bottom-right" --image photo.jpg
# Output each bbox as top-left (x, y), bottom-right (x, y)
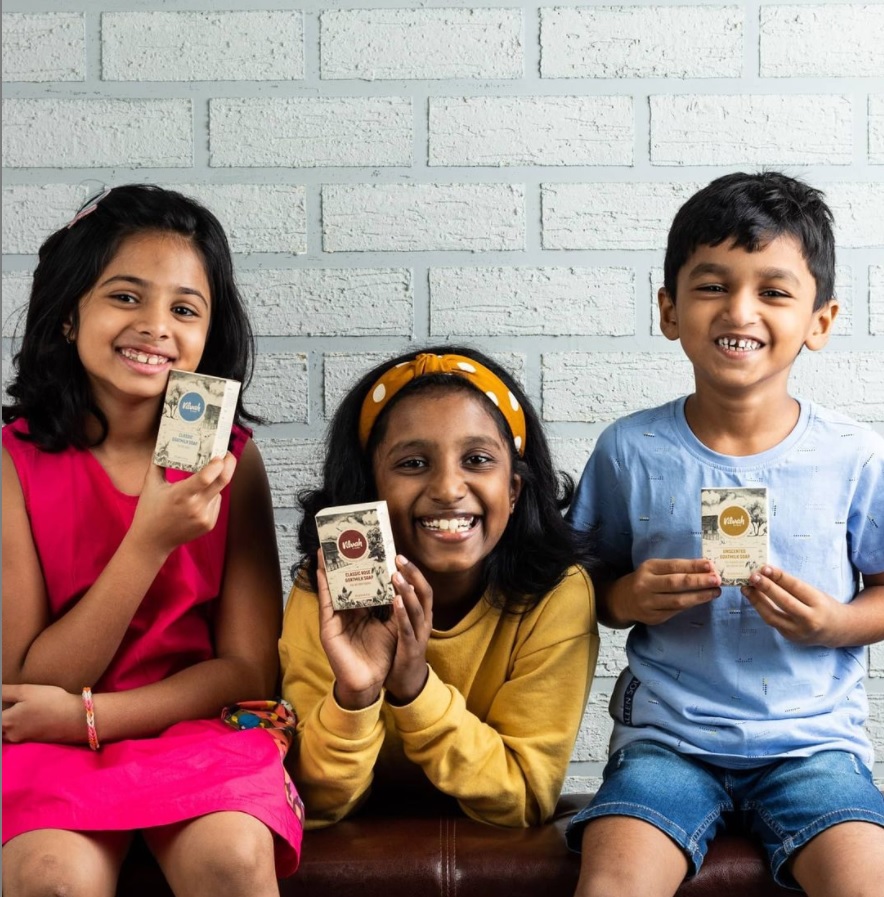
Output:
top-left (209, 98), bottom-right (412, 168)
top-left (429, 96), bottom-right (633, 167)
top-left (322, 184), bottom-right (525, 252)
top-left (321, 8), bottom-right (522, 81)
top-left (429, 267), bottom-right (634, 336)
top-left (760, 5), bottom-right (884, 78)
top-left (871, 96), bottom-right (884, 165)
top-left (871, 268), bottom-right (884, 335)
top-left (3, 0), bottom-right (882, 790)
top-left (540, 6), bottom-right (743, 79)
top-left (542, 182), bottom-right (700, 250)
top-left (1, 13), bottom-right (85, 82)
top-left (241, 268), bottom-right (413, 337)
top-left (2, 98), bottom-right (192, 168)
top-left (650, 94), bottom-right (854, 166)
top-left (103, 11), bottom-right (304, 82)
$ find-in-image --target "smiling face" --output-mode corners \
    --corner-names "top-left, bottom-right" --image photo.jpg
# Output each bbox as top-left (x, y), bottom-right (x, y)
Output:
top-left (371, 389), bottom-right (522, 610)
top-left (69, 231), bottom-right (212, 411)
top-left (658, 234), bottom-right (837, 404)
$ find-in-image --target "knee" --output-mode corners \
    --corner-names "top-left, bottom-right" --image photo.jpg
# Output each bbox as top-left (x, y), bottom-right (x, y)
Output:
top-left (197, 821), bottom-right (276, 893)
top-left (3, 849), bottom-right (97, 897)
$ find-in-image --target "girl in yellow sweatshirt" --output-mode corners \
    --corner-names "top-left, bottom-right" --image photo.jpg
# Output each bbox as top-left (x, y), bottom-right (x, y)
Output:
top-left (280, 346), bottom-right (599, 828)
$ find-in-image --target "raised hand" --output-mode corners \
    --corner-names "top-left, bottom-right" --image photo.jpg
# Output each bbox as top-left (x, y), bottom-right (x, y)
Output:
top-left (316, 551), bottom-right (398, 710)
top-left (604, 558), bottom-right (722, 626)
top-left (741, 566), bottom-right (846, 646)
top-left (129, 453), bottom-right (237, 557)
top-left (384, 556), bottom-right (433, 705)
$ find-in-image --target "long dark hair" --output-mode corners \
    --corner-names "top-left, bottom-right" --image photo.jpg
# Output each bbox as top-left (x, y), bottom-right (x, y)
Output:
top-left (297, 345), bottom-right (596, 613)
top-left (3, 184), bottom-right (258, 451)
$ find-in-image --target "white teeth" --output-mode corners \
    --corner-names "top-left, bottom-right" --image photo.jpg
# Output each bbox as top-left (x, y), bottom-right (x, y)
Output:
top-left (717, 337), bottom-right (762, 351)
top-left (121, 348), bottom-right (168, 365)
top-left (421, 517), bottom-right (475, 532)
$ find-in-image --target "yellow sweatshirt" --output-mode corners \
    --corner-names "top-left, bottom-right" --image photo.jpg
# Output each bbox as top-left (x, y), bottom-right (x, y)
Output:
top-left (279, 565), bottom-right (598, 829)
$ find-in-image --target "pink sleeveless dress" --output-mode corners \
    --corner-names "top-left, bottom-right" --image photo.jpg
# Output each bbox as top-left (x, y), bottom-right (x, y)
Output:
top-left (1, 419), bottom-right (302, 876)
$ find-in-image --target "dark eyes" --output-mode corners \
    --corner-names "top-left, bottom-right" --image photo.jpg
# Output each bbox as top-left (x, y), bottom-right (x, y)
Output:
top-left (465, 453), bottom-right (494, 466)
top-left (695, 284), bottom-right (789, 299)
top-left (397, 458), bottom-right (427, 470)
top-left (109, 294), bottom-right (200, 317)
top-left (394, 453), bottom-right (496, 471)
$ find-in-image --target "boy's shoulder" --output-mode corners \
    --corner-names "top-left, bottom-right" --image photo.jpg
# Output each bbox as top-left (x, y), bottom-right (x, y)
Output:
top-left (595, 398), bottom-right (684, 449)
top-left (802, 401), bottom-right (884, 450)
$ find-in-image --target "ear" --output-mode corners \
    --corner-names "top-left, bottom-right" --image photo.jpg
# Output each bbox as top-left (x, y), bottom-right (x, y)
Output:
top-left (657, 287), bottom-right (680, 342)
top-left (509, 472), bottom-right (523, 512)
top-left (804, 298), bottom-right (839, 352)
top-left (62, 320), bottom-right (75, 343)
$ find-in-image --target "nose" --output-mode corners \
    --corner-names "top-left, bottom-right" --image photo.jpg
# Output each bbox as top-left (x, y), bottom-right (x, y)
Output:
top-left (135, 302), bottom-right (171, 339)
top-left (428, 458), bottom-right (467, 504)
top-left (720, 288), bottom-right (759, 327)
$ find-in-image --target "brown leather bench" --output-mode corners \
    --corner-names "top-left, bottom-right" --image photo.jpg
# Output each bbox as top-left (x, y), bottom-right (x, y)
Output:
top-left (116, 794), bottom-right (802, 896)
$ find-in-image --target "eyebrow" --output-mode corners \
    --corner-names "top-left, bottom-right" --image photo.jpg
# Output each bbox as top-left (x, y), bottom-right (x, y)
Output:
top-left (687, 262), bottom-right (801, 286)
top-left (383, 435), bottom-right (503, 454)
top-left (99, 274), bottom-right (210, 309)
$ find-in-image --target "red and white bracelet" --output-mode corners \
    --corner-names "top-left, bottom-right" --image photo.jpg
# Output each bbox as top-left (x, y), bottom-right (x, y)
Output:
top-left (81, 686), bottom-right (100, 751)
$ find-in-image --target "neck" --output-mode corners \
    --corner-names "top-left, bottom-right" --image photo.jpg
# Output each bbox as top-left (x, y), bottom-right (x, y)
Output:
top-left (423, 568), bottom-right (484, 631)
top-left (684, 389), bottom-right (800, 456)
top-left (85, 393), bottom-right (162, 450)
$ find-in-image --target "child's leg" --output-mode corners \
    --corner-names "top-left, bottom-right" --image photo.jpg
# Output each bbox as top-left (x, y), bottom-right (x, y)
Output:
top-left (575, 816), bottom-right (689, 897)
top-left (790, 821), bottom-right (884, 897)
top-left (144, 811), bottom-right (279, 897)
top-left (1, 828), bottom-right (131, 897)
top-left (744, 750), bottom-right (884, 892)
top-left (566, 740), bottom-right (729, 897)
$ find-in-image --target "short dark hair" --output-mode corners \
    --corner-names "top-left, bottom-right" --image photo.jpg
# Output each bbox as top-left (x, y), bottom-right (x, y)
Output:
top-left (296, 345), bottom-right (596, 614)
top-left (663, 171), bottom-right (836, 310)
top-left (3, 184), bottom-right (258, 450)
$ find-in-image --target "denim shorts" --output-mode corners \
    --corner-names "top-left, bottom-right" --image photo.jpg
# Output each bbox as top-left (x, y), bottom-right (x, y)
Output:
top-left (566, 740), bottom-right (884, 890)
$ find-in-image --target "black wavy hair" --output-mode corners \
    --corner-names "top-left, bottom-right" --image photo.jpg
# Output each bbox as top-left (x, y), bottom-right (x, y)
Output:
top-left (3, 184), bottom-right (258, 451)
top-left (664, 171), bottom-right (836, 310)
top-left (297, 345), bottom-right (596, 614)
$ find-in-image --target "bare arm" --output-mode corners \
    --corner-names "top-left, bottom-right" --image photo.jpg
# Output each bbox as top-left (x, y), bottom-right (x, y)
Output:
top-left (2, 446), bottom-right (236, 690)
top-left (2, 440), bottom-right (283, 744)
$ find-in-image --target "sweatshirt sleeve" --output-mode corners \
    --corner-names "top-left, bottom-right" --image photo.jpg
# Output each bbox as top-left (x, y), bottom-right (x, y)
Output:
top-left (279, 581), bottom-right (386, 828)
top-left (388, 567), bottom-right (598, 826)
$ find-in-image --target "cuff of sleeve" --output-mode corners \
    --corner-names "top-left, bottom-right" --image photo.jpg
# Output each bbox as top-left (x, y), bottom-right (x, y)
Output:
top-left (317, 686), bottom-right (384, 741)
top-left (387, 666), bottom-right (456, 734)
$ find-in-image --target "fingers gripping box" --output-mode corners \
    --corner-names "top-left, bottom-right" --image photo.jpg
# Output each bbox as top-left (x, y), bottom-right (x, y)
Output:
top-left (153, 370), bottom-right (241, 473)
top-left (316, 501), bottom-right (397, 611)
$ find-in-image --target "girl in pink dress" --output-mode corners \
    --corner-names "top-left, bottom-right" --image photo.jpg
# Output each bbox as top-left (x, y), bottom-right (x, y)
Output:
top-left (1, 185), bottom-right (302, 896)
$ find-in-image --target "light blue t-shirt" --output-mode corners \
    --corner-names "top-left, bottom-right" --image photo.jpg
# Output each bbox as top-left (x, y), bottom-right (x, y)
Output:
top-left (570, 398), bottom-right (884, 770)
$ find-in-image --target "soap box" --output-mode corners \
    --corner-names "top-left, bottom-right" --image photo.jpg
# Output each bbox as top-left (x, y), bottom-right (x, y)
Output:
top-left (153, 370), bottom-right (240, 473)
top-left (316, 501), bottom-right (397, 611)
top-left (700, 486), bottom-right (769, 586)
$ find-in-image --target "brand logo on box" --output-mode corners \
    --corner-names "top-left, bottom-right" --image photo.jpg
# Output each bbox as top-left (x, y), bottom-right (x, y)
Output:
top-left (178, 392), bottom-right (205, 422)
top-left (338, 530), bottom-right (367, 560)
top-left (720, 506), bottom-right (749, 537)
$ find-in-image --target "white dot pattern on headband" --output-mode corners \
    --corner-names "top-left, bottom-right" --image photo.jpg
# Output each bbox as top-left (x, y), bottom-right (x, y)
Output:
top-left (372, 383), bottom-right (386, 403)
top-left (485, 390), bottom-right (500, 407)
top-left (457, 361), bottom-right (477, 373)
top-left (508, 391), bottom-right (519, 411)
top-left (514, 436), bottom-right (522, 451)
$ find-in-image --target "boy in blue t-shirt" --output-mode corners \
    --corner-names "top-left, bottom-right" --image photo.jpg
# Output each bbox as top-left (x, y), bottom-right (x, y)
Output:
top-left (567, 172), bottom-right (884, 896)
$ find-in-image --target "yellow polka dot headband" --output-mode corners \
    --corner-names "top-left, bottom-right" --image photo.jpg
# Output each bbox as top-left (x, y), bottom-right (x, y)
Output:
top-left (358, 353), bottom-right (527, 456)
